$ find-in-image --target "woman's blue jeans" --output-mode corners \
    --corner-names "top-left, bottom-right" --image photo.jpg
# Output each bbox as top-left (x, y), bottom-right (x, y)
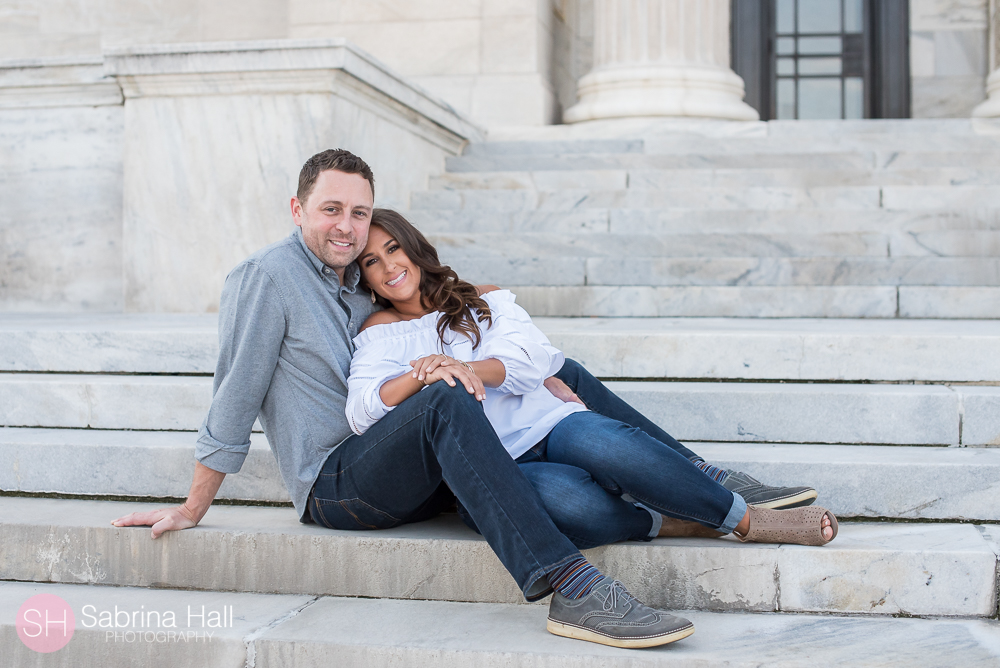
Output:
top-left (460, 359), bottom-right (746, 549)
top-left (516, 411), bottom-right (746, 549)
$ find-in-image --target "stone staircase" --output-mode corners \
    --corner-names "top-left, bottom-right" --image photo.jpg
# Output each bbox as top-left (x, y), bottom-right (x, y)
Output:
top-left (2, 311), bottom-right (1000, 664)
top-left (410, 119), bottom-right (1000, 319)
top-left (3, 120), bottom-right (1000, 665)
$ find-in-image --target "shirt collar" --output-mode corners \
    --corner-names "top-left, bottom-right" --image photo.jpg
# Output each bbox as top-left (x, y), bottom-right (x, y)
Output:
top-left (293, 227), bottom-right (361, 290)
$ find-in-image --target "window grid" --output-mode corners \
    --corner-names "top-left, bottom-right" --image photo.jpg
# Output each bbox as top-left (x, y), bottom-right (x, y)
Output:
top-left (773, 0), bottom-right (866, 120)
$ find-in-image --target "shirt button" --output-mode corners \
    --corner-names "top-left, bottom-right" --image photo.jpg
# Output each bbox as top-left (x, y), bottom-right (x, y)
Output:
top-left (323, 268), bottom-right (330, 274)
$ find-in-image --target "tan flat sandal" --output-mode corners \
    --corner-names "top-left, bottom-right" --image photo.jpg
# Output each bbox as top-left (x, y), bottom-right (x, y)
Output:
top-left (732, 505), bottom-right (838, 546)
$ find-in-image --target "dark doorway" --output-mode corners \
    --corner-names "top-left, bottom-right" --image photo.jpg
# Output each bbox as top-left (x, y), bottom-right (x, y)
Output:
top-left (732, 0), bottom-right (910, 119)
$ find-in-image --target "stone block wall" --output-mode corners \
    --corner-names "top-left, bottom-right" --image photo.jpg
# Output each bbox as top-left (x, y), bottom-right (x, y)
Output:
top-left (288, 0), bottom-right (566, 127)
top-left (0, 0), bottom-right (575, 128)
top-left (0, 0), bottom-right (291, 60)
top-left (0, 59), bottom-right (124, 312)
top-left (911, 0), bottom-right (991, 117)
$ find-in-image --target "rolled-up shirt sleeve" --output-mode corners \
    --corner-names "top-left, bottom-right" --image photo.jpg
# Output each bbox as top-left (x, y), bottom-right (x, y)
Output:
top-left (195, 261), bottom-right (287, 473)
top-left (518, 313), bottom-right (565, 378)
top-left (479, 297), bottom-right (562, 396)
top-left (346, 339), bottom-right (412, 435)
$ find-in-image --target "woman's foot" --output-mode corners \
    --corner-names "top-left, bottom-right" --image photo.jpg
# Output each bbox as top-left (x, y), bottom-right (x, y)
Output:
top-left (732, 505), bottom-right (838, 546)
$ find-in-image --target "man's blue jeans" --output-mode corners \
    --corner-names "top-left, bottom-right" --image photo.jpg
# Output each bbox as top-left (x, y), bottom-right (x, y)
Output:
top-left (308, 381), bottom-right (581, 601)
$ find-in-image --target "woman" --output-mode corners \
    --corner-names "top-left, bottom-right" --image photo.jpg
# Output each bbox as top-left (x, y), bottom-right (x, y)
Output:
top-left (346, 209), bottom-right (837, 548)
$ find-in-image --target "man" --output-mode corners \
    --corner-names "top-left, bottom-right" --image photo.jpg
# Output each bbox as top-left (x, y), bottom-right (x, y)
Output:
top-left (113, 148), bottom-right (814, 648)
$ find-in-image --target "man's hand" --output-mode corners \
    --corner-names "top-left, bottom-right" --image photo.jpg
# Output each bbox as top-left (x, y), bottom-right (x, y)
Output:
top-left (111, 504), bottom-right (198, 539)
top-left (544, 376), bottom-right (585, 405)
top-left (111, 462), bottom-right (225, 539)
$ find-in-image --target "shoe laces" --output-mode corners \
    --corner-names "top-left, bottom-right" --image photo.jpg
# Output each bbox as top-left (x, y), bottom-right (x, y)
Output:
top-left (599, 580), bottom-right (636, 612)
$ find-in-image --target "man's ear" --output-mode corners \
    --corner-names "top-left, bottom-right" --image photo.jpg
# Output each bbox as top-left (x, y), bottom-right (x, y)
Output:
top-left (290, 196), bottom-right (303, 227)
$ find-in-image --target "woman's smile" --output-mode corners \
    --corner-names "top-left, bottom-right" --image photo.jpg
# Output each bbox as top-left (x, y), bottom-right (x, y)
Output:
top-left (386, 269), bottom-right (407, 287)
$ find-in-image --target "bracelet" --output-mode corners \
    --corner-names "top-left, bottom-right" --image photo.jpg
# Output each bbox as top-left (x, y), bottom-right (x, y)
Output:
top-left (458, 360), bottom-right (476, 375)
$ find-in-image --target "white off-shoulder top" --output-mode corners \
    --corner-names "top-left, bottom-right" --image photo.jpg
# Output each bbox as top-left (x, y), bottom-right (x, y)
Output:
top-left (346, 290), bottom-right (588, 459)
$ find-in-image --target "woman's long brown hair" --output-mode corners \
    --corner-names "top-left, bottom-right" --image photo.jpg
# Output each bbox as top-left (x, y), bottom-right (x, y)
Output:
top-left (364, 209), bottom-right (493, 348)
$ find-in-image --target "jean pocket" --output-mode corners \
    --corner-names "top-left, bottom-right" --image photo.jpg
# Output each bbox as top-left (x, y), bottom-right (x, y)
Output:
top-left (312, 497), bottom-right (403, 530)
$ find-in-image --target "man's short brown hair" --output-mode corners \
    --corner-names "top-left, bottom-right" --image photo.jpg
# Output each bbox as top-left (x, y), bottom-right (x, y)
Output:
top-left (297, 149), bottom-right (375, 205)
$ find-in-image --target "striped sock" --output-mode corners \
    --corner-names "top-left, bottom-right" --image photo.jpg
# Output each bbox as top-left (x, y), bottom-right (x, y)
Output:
top-left (691, 458), bottom-right (730, 484)
top-left (547, 557), bottom-right (605, 600)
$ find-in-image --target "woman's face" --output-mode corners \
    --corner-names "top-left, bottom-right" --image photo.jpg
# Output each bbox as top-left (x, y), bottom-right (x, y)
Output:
top-left (358, 225), bottom-right (422, 305)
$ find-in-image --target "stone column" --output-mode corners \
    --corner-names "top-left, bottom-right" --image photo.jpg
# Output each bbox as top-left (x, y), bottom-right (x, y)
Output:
top-left (563, 0), bottom-right (759, 123)
top-left (972, 0), bottom-right (1000, 117)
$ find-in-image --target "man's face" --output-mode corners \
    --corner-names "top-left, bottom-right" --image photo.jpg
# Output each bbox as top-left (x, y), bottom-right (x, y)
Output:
top-left (291, 169), bottom-right (374, 271)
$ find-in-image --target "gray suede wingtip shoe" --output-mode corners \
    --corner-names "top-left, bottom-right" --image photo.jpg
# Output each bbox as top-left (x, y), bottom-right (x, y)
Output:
top-left (547, 577), bottom-right (694, 649)
top-left (722, 469), bottom-right (818, 509)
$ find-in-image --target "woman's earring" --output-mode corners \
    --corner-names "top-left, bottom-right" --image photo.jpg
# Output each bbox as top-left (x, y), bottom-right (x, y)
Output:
top-left (370, 290), bottom-right (377, 304)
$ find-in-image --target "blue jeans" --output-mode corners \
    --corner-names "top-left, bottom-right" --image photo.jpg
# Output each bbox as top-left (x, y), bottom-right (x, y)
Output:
top-left (308, 381), bottom-right (582, 601)
top-left (517, 411), bottom-right (746, 549)
top-left (461, 358), bottom-right (745, 549)
top-left (555, 358), bottom-right (700, 461)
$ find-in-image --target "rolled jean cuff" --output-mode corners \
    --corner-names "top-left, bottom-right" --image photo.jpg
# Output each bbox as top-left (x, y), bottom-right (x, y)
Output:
top-left (621, 493), bottom-right (661, 540)
top-left (634, 502), bottom-right (662, 539)
top-left (719, 492), bottom-right (748, 535)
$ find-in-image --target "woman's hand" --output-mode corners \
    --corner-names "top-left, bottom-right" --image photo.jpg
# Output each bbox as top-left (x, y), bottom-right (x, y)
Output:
top-left (421, 362), bottom-right (486, 401)
top-left (410, 354), bottom-right (455, 382)
top-left (543, 376), bottom-right (585, 405)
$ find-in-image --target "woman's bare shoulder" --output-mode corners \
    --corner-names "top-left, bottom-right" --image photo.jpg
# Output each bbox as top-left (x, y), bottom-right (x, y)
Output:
top-left (360, 309), bottom-right (403, 332)
top-left (476, 284), bottom-right (502, 296)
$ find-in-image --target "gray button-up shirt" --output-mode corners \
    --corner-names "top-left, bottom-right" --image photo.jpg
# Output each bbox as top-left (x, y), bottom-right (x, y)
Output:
top-left (195, 228), bottom-right (374, 520)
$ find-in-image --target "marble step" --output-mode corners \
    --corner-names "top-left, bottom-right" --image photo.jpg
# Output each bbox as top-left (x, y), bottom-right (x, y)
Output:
top-left (577, 257), bottom-right (1000, 287)
top-left (427, 231), bottom-right (896, 258)
top-left (0, 313), bottom-right (219, 374)
top-left (5, 316), bottom-right (999, 382)
top-left (0, 428), bottom-right (287, 502)
top-left (0, 581), bottom-right (313, 668)
top-left (442, 256), bottom-right (1000, 288)
top-left (440, 256), bottom-right (1000, 288)
top-left (4, 314), bottom-right (1000, 378)
top-left (189, 598), bottom-right (1000, 668)
top-left (406, 208), bottom-right (1000, 235)
top-left (426, 230), bottom-right (1000, 260)
top-left (463, 135), bottom-right (1000, 156)
top-left (467, 121), bottom-right (1000, 152)
top-left (469, 120), bottom-right (1000, 152)
top-left (2, 374), bottom-right (998, 445)
top-left (4, 581), bottom-right (999, 668)
top-left (5, 428), bottom-right (1000, 521)
top-left (461, 135), bottom-right (1000, 157)
top-left (431, 167), bottom-right (1000, 191)
top-left (414, 186), bottom-right (889, 211)
top-left (540, 317), bottom-right (1000, 382)
top-left (512, 285), bottom-right (1000, 319)
top-left (413, 185), bottom-right (1000, 212)
top-left (1, 498), bottom-right (996, 617)
top-left (447, 151), bottom-right (881, 173)
top-left (446, 151), bottom-right (1000, 174)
